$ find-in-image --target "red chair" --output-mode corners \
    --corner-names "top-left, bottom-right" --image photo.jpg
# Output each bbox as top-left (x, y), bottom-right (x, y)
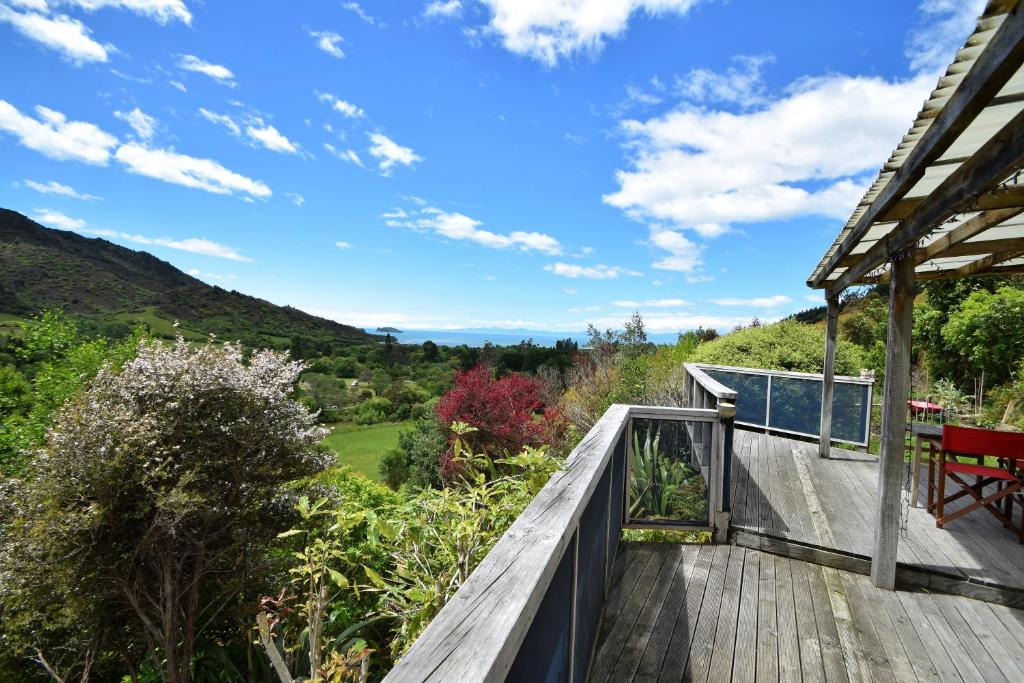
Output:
top-left (935, 425), bottom-right (1024, 541)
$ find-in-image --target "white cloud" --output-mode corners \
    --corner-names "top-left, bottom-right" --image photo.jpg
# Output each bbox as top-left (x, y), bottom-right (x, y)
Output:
top-left (310, 30), bottom-right (345, 58)
top-left (21, 178), bottom-right (99, 200)
top-left (0, 5), bottom-right (109, 63)
top-left (342, 2), bottom-right (376, 25)
top-left (286, 192), bottom-right (305, 206)
top-left (63, 0), bottom-right (192, 25)
top-left (584, 311), bottom-right (757, 333)
top-left (648, 226), bottom-right (702, 272)
top-left (335, 241), bottom-right (353, 249)
top-left (83, 227), bottom-right (252, 260)
top-left (544, 262), bottom-right (641, 279)
top-left (0, 100), bottom-right (118, 164)
top-left (114, 106), bottom-right (156, 140)
top-left (187, 268), bottom-right (236, 283)
top-left (477, 0), bottom-right (702, 66)
top-left (424, 1), bottom-right (461, 18)
top-left (562, 286), bottom-right (578, 295)
top-left (245, 122), bottom-right (299, 154)
top-left (198, 107), bottom-right (241, 136)
top-left (168, 80), bottom-right (186, 92)
top-left (604, 72), bottom-right (934, 231)
top-left (177, 54), bottom-right (236, 86)
top-left (710, 295), bottom-right (792, 307)
top-left (389, 205), bottom-right (563, 255)
top-left (115, 143), bottom-right (272, 198)
top-left (33, 207), bottom-right (85, 230)
top-left (367, 132), bottom-right (421, 174)
top-left (318, 92), bottom-right (364, 118)
top-left (324, 143), bottom-right (364, 167)
top-left (612, 298), bottom-right (690, 307)
top-left (906, 0), bottom-right (986, 75)
top-left (677, 54), bottom-right (773, 107)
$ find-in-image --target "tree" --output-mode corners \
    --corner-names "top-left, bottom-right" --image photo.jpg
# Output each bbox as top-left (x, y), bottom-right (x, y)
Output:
top-left (421, 340), bottom-right (439, 362)
top-left (941, 286), bottom-right (1024, 386)
top-left (1, 338), bottom-right (329, 683)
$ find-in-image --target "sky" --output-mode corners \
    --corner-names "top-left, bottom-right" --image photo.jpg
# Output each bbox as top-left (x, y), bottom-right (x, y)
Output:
top-left (0, 0), bottom-right (988, 333)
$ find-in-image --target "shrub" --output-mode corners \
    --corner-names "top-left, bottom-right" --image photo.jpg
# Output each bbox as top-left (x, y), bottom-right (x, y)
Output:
top-left (354, 396), bottom-right (393, 425)
top-left (378, 418), bottom-right (448, 490)
top-left (435, 365), bottom-right (557, 480)
top-left (0, 337), bottom-right (329, 682)
top-left (940, 286), bottom-right (1024, 386)
top-left (689, 319), bottom-right (863, 374)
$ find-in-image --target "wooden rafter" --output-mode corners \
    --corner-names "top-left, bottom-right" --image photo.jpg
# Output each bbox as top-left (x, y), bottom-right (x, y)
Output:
top-left (810, 6), bottom-right (1024, 289)
top-left (826, 104), bottom-right (1024, 294)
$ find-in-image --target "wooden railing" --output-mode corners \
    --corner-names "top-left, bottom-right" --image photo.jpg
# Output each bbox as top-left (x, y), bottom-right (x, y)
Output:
top-left (383, 394), bottom-right (736, 683)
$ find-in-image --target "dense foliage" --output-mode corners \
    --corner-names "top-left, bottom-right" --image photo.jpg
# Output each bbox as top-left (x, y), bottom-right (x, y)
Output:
top-left (1, 337), bottom-right (329, 682)
top-left (689, 319), bottom-right (863, 374)
top-left (0, 311), bottom-right (140, 477)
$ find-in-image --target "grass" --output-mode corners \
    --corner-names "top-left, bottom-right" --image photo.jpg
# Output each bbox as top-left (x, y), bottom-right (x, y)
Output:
top-left (322, 420), bottom-right (412, 481)
top-left (111, 306), bottom-right (206, 340)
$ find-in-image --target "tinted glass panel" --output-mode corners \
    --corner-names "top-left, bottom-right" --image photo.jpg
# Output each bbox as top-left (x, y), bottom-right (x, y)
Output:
top-left (629, 418), bottom-right (708, 526)
top-left (833, 382), bottom-right (870, 444)
top-left (706, 370), bottom-right (768, 425)
top-left (768, 376), bottom-right (822, 436)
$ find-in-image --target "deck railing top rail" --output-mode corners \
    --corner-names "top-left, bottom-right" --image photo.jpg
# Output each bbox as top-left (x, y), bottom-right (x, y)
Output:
top-left (383, 404), bottom-right (630, 682)
top-left (383, 402), bottom-right (731, 683)
top-left (692, 362), bottom-right (875, 386)
top-left (684, 362), bottom-right (738, 400)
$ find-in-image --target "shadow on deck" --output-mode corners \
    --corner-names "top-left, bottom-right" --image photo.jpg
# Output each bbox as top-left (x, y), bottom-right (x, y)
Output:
top-left (729, 429), bottom-right (1024, 604)
top-left (590, 542), bottom-right (1024, 682)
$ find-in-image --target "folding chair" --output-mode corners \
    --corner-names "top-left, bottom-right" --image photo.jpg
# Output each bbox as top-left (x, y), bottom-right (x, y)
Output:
top-left (935, 425), bottom-right (1024, 542)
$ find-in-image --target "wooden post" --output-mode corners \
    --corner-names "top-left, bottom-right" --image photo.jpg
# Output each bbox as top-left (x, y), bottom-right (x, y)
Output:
top-left (871, 252), bottom-right (914, 590)
top-left (819, 293), bottom-right (840, 459)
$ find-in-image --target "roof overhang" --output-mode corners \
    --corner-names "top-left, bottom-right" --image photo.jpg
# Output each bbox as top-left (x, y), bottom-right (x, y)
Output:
top-left (809, 0), bottom-right (1024, 294)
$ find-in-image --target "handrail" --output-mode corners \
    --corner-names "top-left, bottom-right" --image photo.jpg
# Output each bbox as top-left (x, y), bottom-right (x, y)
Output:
top-left (693, 362), bottom-right (875, 386)
top-left (384, 404), bottom-right (630, 682)
top-left (684, 362), bottom-right (738, 400)
top-left (383, 401), bottom-right (736, 683)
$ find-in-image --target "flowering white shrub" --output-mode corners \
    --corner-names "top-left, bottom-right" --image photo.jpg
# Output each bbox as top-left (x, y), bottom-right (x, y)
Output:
top-left (1, 337), bottom-right (329, 683)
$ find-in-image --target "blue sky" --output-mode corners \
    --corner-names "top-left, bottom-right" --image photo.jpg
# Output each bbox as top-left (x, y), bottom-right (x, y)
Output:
top-left (0, 0), bottom-right (985, 333)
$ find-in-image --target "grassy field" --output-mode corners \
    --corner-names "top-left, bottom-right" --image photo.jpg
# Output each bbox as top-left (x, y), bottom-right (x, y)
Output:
top-left (322, 420), bottom-right (412, 481)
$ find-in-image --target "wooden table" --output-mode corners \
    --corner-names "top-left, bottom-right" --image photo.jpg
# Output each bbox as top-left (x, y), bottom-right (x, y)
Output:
top-left (907, 422), bottom-right (942, 507)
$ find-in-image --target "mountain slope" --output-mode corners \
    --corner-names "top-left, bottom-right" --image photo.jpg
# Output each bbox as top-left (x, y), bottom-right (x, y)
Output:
top-left (0, 208), bottom-right (376, 346)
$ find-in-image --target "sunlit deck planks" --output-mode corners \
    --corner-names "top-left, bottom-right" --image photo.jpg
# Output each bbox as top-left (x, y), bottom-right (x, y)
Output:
top-left (590, 542), bottom-right (1024, 682)
top-left (729, 429), bottom-right (1024, 596)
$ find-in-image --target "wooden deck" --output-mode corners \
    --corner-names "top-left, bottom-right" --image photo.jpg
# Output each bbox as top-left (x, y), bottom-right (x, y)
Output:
top-left (590, 542), bottom-right (1024, 682)
top-left (729, 429), bottom-right (1024, 597)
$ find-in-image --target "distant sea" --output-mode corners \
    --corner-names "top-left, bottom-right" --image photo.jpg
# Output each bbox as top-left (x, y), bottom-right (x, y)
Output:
top-left (366, 328), bottom-right (682, 348)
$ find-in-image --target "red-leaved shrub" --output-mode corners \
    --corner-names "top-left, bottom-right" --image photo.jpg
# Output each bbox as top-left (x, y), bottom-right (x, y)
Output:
top-left (435, 365), bottom-right (562, 481)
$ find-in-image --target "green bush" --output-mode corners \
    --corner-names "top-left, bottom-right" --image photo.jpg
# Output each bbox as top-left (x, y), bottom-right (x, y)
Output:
top-left (353, 397), bottom-right (393, 425)
top-left (379, 418), bottom-right (448, 490)
top-left (689, 319), bottom-right (863, 375)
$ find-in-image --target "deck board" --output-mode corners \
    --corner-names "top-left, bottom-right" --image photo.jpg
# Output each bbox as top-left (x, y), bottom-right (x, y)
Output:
top-left (729, 429), bottom-right (1024, 592)
top-left (590, 542), bottom-right (1024, 682)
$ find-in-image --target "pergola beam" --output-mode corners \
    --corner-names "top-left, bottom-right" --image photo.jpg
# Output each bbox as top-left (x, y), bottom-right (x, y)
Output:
top-left (810, 7), bottom-right (1024, 289)
top-left (920, 235), bottom-right (1024, 260)
top-left (917, 207), bottom-right (1024, 260)
top-left (878, 185), bottom-right (1024, 223)
top-left (827, 104), bottom-right (1024, 295)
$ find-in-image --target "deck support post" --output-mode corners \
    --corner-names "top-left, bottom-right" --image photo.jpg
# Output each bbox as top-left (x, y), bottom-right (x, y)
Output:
top-left (819, 293), bottom-right (840, 459)
top-left (871, 252), bottom-right (915, 590)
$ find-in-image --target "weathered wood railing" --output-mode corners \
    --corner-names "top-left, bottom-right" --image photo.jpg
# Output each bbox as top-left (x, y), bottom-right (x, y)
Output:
top-left (383, 397), bottom-right (736, 683)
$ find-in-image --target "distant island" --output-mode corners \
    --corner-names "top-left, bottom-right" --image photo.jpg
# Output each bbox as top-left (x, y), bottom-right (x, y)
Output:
top-left (376, 326), bottom-right (403, 333)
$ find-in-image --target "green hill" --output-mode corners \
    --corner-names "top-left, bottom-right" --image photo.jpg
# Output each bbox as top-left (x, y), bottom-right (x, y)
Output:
top-left (0, 208), bottom-right (376, 347)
